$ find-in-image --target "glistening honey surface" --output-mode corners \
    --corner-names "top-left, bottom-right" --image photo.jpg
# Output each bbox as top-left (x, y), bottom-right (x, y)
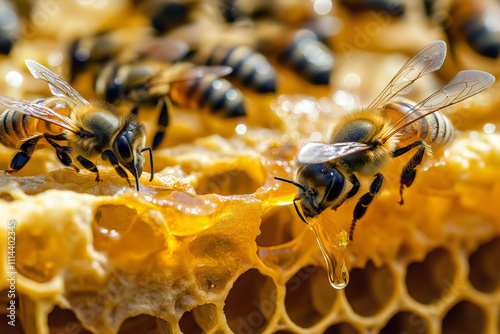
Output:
top-left (1, 0), bottom-right (500, 334)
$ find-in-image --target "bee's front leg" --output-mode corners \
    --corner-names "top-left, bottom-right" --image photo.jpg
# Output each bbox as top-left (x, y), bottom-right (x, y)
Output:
top-left (76, 156), bottom-right (101, 182)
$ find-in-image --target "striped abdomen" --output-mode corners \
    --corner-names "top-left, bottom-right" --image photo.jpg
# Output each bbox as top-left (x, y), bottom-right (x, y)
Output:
top-left (0, 99), bottom-right (66, 149)
top-left (169, 74), bottom-right (246, 118)
top-left (382, 101), bottom-right (454, 150)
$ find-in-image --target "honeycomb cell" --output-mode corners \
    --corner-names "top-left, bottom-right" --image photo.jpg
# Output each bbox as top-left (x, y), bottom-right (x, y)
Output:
top-left (47, 306), bottom-right (92, 334)
top-left (194, 264), bottom-right (232, 293)
top-left (94, 204), bottom-right (137, 231)
top-left (0, 191), bottom-right (14, 201)
top-left (406, 248), bottom-right (456, 304)
top-left (468, 237), bottom-right (500, 293)
top-left (344, 261), bottom-right (396, 317)
top-left (196, 169), bottom-right (262, 195)
top-left (256, 205), bottom-right (307, 247)
top-left (285, 265), bottom-right (337, 328)
top-left (179, 303), bottom-right (218, 333)
top-left (16, 226), bottom-right (68, 283)
top-left (179, 309), bottom-right (203, 334)
top-left (117, 314), bottom-right (161, 334)
top-left (323, 322), bottom-right (360, 334)
top-left (442, 300), bottom-right (487, 334)
top-left (224, 269), bottom-right (277, 334)
top-left (379, 311), bottom-right (429, 334)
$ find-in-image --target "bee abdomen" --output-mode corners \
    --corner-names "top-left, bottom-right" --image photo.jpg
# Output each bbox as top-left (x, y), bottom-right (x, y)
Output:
top-left (280, 30), bottom-right (334, 85)
top-left (206, 45), bottom-right (277, 93)
top-left (423, 111), bottom-right (454, 147)
top-left (0, 109), bottom-right (33, 148)
top-left (170, 74), bottom-right (246, 117)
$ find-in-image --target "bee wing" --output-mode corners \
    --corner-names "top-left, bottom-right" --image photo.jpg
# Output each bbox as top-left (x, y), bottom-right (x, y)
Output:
top-left (0, 96), bottom-right (80, 133)
top-left (25, 60), bottom-right (90, 106)
top-left (368, 40), bottom-right (446, 111)
top-left (136, 37), bottom-right (189, 62)
top-left (297, 142), bottom-right (371, 164)
top-left (381, 70), bottom-right (495, 141)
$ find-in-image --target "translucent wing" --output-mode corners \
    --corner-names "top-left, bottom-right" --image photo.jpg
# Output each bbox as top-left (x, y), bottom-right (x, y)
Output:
top-left (297, 142), bottom-right (371, 164)
top-left (25, 59), bottom-right (89, 105)
top-left (0, 96), bottom-right (80, 133)
top-left (381, 70), bottom-right (495, 141)
top-left (368, 40), bottom-right (446, 111)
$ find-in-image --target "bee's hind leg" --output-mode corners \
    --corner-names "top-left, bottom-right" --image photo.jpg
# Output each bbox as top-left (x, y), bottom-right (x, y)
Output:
top-left (6, 135), bottom-right (43, 173)
top-left (392, 140), bottom-right (427, 205)
top-left (349, 173), bottom-right (384, 241)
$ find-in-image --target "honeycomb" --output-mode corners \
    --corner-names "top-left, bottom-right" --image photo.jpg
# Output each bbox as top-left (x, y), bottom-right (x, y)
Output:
top-left (1, 0), bottom-right (500, 334)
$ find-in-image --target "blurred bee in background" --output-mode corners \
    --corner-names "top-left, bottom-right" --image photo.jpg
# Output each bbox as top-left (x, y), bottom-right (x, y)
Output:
top-left (275, 40), bottom-right (495, 240)
top-left (444, 0), bottom-right (500, 59)
top-left (279, 29), bottom-right (335, 85)
top-left (95, 59), bottom-right (241, 149)
top-left (0, 0), bottom-right (20, 55)
top-left (189, 43), bottom-right (277, 93)
top-left (0, 60), bottom-right (154, 191)
top-left (338, 0), bottom-right (405, 17)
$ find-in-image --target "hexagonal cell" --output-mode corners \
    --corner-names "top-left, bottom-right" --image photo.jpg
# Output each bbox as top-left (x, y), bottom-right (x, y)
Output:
top-left (323, 322), bottom-right (360, 334)
top-left (256, 205), bottom-right (307, 247)
top-left (468, 237), bottom-right (500, 293)
top-left (285, 265), bottom-right (338, 328)
top-left (379, 311), bottom-right (429, 334)
top-left (224, 269), bottom-right (277, 334)
top-left (406, 248), bottom-right (456, 304)
top-left (344, 261), bottom-right (396, 317)
top-left (179, 303), bottom-right (218, 334)
top-left (442, 300), bottom-right (486, 334)
top-left (47, 306), bottom-right (93, 334)
top-left (195, 163), bottom-right (264, 195)
top-left (117, 314), bottom-right (162, 334)
top-left (0, 191), bottom-right (14, 201)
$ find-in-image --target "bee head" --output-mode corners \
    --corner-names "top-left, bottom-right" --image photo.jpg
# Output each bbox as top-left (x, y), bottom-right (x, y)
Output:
top-left (274, 163), bottom-right (346, 222)
top-left (295, 163), bottom-right (346, 219)
top-left (113, 121), bottom-right (153, 190)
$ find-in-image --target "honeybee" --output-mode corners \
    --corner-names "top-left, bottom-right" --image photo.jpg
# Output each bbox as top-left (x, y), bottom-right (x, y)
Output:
top-left (0, 60), bottom-right (154, 191)
top-left (276, 40), bottom-right (495, 240)
top-left (95, 60), bottom-right (242, 148)
top-left (445, 0), bottom-right (500, 59)
top-left (192, 43), bottom-right (277, 93)
top-left (279, 29), bottom-right (334, 85)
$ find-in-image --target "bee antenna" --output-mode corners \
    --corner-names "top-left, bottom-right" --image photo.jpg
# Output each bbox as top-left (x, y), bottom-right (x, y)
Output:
top-left (141, 146), bottom-right (154, 182)
top-left (274, 176), bottom-right (307, 192)
top-left (293, 199), bottom-right (307, 223)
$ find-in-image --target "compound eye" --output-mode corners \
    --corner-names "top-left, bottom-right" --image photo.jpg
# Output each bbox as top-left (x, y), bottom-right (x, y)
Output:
top-left (326, 171), bottom-right (345, 202)
top-left (114, 134), bottom-right (132, 162)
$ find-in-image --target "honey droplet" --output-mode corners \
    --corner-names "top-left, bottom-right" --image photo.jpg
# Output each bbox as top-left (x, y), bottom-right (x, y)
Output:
top-left (308, 215), bottom-right (349, 289)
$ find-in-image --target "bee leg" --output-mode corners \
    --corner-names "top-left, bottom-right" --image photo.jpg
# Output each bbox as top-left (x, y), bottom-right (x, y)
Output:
top-left (45, 136), bottom-right (74, 168)
top-left (349, 173), bottom-right (384, 241)
top-left (6, 135), bottom-right (43, 173)
top-left (152, 98), bottom-right (169, 150)
top-left (76, 156), bottom-right (101, 183)
top-left (102, 150), bottom-right (133, 188)
top-left (392, 141), bottom-right (426, 205)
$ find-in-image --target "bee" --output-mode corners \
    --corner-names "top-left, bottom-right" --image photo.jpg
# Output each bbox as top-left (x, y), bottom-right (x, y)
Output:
top-left (339, 0), bottom-right (405, 16)
top-left (0, 60), bottom-right (154, 191)
top-left (445, 0), bottom-right (500, 59)
top-left (275, 40), bottom-right (494, 240)
top-left (192, 43), bottom-right (277, 93)
top-left (0, 0), bottom-right (20, 55)
top-left (279, 29), bottom-right (335, 85)
top-left (95, 60), bottom-right (243, 149)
